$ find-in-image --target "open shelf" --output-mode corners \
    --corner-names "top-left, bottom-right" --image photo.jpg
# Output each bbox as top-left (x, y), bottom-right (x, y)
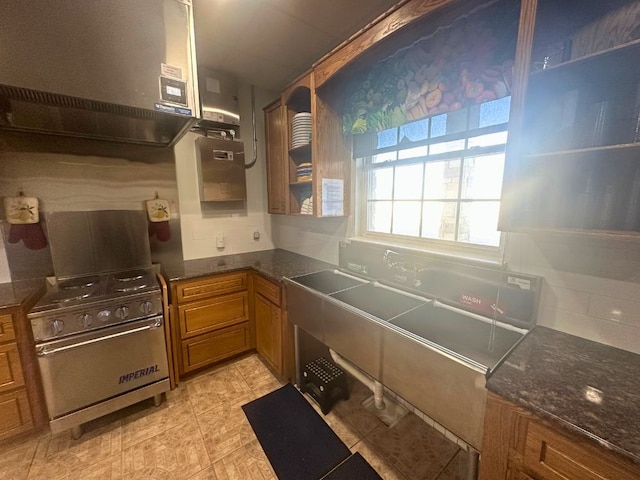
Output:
top-left (529, 38), bottom-right (640, 84)
top-left (524, 143), bottom-right (640, 161)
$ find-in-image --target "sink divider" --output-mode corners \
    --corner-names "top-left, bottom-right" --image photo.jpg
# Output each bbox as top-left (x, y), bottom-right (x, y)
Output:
top-left (432, 300), bottom-right (529, 335)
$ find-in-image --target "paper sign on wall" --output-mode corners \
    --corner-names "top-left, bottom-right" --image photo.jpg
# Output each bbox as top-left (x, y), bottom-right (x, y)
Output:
top-left (322, 179), bottom-right (344, 216)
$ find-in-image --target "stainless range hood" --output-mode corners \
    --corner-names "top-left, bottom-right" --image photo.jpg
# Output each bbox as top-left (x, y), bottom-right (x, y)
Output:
top-left (0, 0), bottom-right (200, 147)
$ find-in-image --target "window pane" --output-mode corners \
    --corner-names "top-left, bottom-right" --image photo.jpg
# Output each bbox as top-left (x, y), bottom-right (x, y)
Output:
top-left (430, 114), bottom-right (447, 138)
top-left (369, 167), bottom-right (394, 200)
top-left (461, 154), bottom-right (505, 199)
top-left (430, 139), bottom-right (465, 155)
top-left (458, 202), bottom-right (501, 246)
top-left (367, 201), bottom-right (392, 233)
top-left (372, 151), bottom-right (396, 163)
top-left (377, 128), bottom-right (398, 148)
top-left (398, 145), bottom-right (428, 159)
top-left (399, 119), bottom-right (428, 142)
top-left (467, 131), bottom-right (508, 148)
top-left (392, 202), bottom-right (421, 236)
top-left (479, 96), bottom-right (511, 128)
top-left (421, 201), bottom-right (457, 241)
top-left (394, 164), bottom-right (424, 200)
top-left (424, 159), bottom-right (461, 199)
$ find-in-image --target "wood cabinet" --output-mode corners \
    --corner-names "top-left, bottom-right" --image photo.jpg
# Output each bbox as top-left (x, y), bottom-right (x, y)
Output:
top-left (500, 0), bottom-right (640, 237)
top-left (479, 392), bottom-right (640, 480)
top-left (171, 272), bottom-right (252, 378)
top-left (0, 311), bottom-right (34, 440)
top-left (253, 274), bottom-right (284, 376)
top-left (264, 99), bottom-right (287, 214)
top-left (264, 69), bottom-right (350, 217)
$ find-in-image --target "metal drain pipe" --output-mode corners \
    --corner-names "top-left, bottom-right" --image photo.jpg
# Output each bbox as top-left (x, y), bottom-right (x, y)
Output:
top-left (329, 348), bottom-right (385, 410)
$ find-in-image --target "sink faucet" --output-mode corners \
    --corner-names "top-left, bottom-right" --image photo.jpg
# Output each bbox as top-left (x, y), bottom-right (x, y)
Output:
top-left (383, 249), bottom-right (402, 267)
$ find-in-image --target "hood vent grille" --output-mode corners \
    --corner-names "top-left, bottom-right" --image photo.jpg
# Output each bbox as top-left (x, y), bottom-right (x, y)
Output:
top-left (0, 85), bottom-right (195, 146)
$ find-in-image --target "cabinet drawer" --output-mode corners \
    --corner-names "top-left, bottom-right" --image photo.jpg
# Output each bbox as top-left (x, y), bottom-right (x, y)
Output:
top-left (255, 275), bottom-right (281, 306)
top-left (0, 343), bottom-right (24, 393)
top-left (176, 272), bottom-right (247, 303)
top-left (0, 389), bottom-right (33, 441)
top-left (524, 421), bottom-right (639, 480)
top-left (0, 314), bottom-right (15, 344)
top-left (178, 291), bottom-right (249, 339)
top-left (181, 322), bottom-right (250, 373)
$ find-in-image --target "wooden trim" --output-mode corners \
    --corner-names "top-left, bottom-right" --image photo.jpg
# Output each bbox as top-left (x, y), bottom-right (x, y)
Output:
top-left (313, 0), bottom-right (461, 88)
top-left (157, 273), bottom-right (177, 390)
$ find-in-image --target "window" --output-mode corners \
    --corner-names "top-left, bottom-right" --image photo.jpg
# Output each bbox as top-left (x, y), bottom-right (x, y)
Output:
top-left (357, 97), bottom-right (510, 250)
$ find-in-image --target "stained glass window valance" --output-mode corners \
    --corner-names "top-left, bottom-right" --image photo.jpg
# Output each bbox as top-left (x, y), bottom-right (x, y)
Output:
top-left (342, 0), bottom-right (519, 136)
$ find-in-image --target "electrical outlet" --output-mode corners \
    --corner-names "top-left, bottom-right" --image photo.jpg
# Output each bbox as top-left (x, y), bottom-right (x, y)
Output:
top-left (253, 230), bottom-right (260, 241)
top-left (216, 232), bottom-right (225, 248)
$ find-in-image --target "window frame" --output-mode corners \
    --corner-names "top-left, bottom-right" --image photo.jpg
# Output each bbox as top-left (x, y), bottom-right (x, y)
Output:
top-left (353, 106), bottom-right (510, 262)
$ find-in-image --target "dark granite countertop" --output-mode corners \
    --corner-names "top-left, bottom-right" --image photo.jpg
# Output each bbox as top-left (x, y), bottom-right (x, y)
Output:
top-left (160, 248), bottom-right (335, 284)
top-left (487, 326), bottom-right (640, 465)
top-left (0, 278), bottom-right (46, 311)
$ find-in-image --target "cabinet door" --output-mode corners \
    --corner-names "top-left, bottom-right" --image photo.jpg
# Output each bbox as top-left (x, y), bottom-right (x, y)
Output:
top-left (0, 389), bottom-right (33, 441)
top-left (175, 272), bottom-right (247, 303)
top-left (524, 421), bottom-right (639, 480)
top-left (178, 291), bottom-right (249, 339)
top-left (265, 100), bottom-right (287, 214)
top-left (0, 343), bottom-right (25, 393)
top-left (181, 322), bottom-right (250, 374)
top-left (255, 293), bottom-right (282, 375)
top-left (0, 314), bottom-right (16, 343)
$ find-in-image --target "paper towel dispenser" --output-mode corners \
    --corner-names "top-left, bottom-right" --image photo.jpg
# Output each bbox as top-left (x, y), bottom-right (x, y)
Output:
top-left (196, 136), bottom-right (247, 202)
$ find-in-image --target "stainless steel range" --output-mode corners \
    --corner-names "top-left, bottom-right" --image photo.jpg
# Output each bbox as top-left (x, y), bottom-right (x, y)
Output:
top-left (27, 211), bottom-right (170, 438)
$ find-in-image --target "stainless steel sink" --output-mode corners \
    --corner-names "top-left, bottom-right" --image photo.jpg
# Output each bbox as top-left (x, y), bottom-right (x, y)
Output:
top-left (329, 283), bottom-right (426, 320)
top-left (287, 269), bottom-right (367, 294)
top-left (284, 269), bottom-right (528, 451)
top-left (388, 303), bottom-right (523, 370)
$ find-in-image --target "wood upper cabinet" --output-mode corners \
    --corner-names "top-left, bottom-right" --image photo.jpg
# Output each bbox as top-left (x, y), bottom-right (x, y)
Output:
top-left (265, 69), bottom-right (350, 217)
top-left (479, 392), bottom-right (640, 480)
top-left (171, 272), bottom-right (252, 377)
top-left (499, 0), bottom-right (640, 236)
top-left (264, 98), bottom-right (287, 214)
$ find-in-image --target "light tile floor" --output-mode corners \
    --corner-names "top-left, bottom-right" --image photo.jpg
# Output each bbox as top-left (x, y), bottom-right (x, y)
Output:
top-left (0, 353), bottom-right (467, 480)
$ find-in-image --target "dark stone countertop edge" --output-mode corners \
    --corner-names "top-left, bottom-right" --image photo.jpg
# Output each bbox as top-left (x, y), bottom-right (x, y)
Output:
top-left (159, 248), bottom-right (336, 284)
top-left (0, 278), bottom-right (46, 311)
top-left (486, 326), bottom-right (640, 467)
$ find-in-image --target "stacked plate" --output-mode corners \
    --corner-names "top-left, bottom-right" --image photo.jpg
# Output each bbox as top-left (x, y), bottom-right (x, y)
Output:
top-left (291, 112), bottom-right (312, 149)
top-left (296, 162), bottom-right (312, 182)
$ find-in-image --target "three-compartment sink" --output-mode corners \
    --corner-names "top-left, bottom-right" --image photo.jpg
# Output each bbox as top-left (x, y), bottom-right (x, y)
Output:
top-left (284, 269), bottom-right (527, 451)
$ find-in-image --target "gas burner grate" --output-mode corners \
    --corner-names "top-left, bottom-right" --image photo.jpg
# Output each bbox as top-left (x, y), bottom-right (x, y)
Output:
top-left (58, 276), bottom-right (100, 290)
top-left (51, 292), bottom-right (93, 303)
top-left (114, 283), bottom-right (149, 293)
top-left (114, 270), bottom-right (147, 282)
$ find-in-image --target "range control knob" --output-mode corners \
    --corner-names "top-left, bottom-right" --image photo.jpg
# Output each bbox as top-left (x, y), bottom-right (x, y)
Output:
top-left (140, 301), bottom-right (154, 315)
top-left (78, 313), bottom-right (93, 328)
top-left (97, 310), bottom-right (111, 322)
top-left (115, 306), bottom-right (130, 320)
top-left (51, 319), bottom-right (64, 335)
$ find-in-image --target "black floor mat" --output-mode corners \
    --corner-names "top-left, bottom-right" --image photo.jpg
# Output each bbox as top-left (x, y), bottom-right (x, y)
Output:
top-left (242, 383), bottom-right (351, 480)
top-left (321, 453), bottom-right (383, 480)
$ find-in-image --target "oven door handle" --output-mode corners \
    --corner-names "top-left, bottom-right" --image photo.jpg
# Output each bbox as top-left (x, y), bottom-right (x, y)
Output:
top-left (37, 318), bottom-right (163, 357)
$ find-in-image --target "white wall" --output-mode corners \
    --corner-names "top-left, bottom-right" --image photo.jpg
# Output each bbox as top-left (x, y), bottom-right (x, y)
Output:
top-left (175, 83), bottom-right (276, 259)
top-left (506, 233), bottom-right (640, 354)
top-left (270, 215), bottom-right (349, 265)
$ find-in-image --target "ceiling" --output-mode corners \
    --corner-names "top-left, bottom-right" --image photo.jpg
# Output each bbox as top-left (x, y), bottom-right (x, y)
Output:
top-left (193, 0), bottom-right (401, 92)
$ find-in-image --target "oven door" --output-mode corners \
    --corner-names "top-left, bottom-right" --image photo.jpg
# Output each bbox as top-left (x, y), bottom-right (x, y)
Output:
top-left (36, 316), bottom-right (169, 419)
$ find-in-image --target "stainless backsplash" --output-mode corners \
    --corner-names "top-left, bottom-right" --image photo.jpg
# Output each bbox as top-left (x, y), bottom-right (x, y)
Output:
top-left (47, 210), bottom-right (152, 279)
